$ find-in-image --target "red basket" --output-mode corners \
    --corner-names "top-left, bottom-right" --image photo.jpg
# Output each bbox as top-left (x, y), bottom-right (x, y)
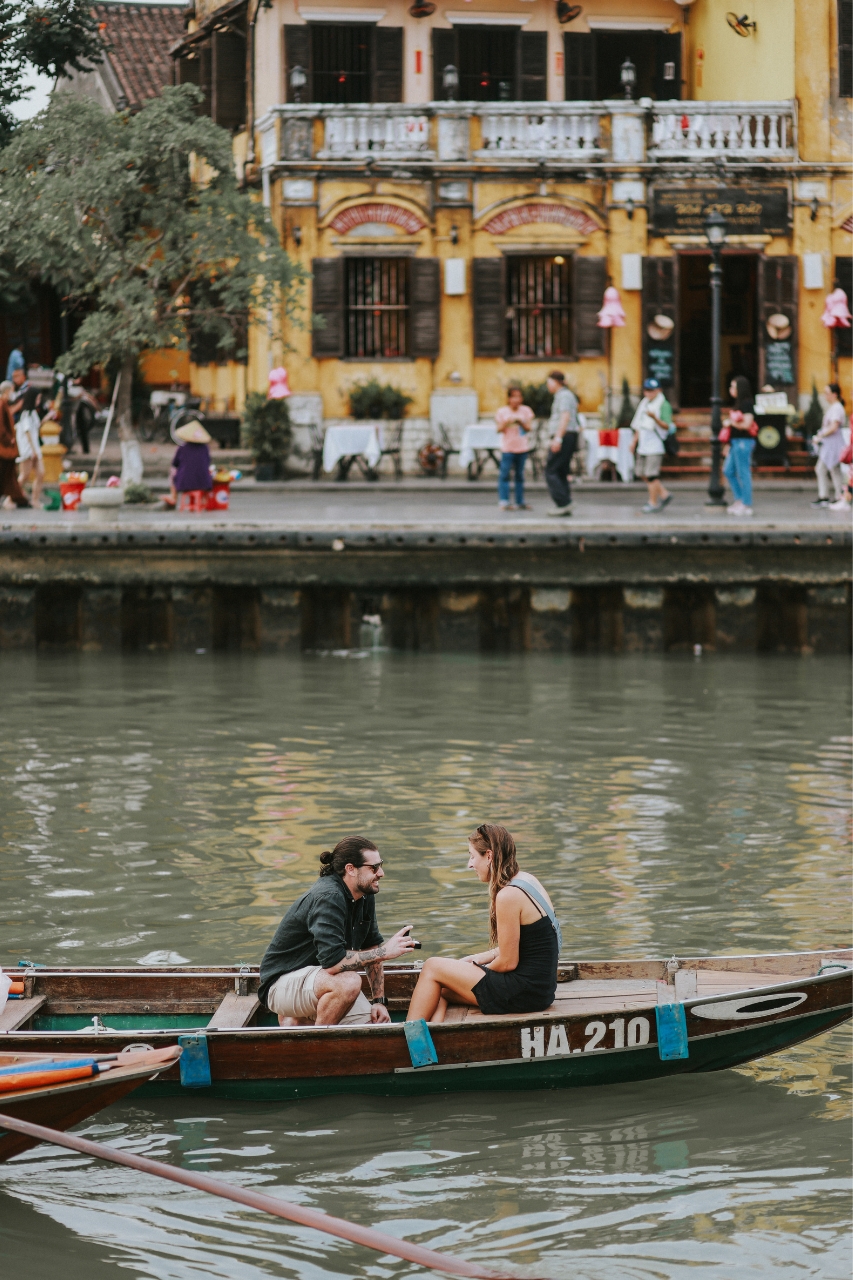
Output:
top-left (58, 480), bottom-right (86, 511)
top-left (208, 481), bottom-right (231, 511)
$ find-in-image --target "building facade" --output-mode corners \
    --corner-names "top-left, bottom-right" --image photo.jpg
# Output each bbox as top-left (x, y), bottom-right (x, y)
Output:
top-left (175, 0), bottom-right (851, 440)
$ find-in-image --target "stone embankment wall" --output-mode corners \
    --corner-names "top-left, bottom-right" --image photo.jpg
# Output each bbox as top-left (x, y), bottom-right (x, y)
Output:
top-left (0, 528), bottom-right (849, 654)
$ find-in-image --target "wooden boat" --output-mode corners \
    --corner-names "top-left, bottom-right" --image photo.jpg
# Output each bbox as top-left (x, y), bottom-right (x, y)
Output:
top-left (0, 1045), bottom-right (181, 1161)
top-left (2, 949), bottom-right (849, 1102)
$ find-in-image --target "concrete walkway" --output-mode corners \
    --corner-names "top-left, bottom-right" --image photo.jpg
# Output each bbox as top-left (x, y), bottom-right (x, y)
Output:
top-left (4, 481), bottom-right (850, 534)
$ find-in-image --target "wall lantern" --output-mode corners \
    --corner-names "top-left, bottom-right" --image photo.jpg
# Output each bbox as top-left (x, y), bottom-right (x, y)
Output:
top-left (289, 64), bottom-right (307, 103)
top-left (442, 64), bottom-right (459, 100)
top-left (620, 58), bottom-right (636, 100)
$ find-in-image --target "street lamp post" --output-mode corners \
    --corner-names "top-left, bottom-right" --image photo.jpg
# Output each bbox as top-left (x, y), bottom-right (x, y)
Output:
top-left (705, 209), bottom-right (727, 505)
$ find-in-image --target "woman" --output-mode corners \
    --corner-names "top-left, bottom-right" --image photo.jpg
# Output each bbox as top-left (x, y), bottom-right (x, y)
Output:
top-left (495, 387), bottom-right (534, 511)
top-left (723, 375), bottom-right (757, 517)
top-left (14, 380), bottom-right (44, 509)
top-left (0, 381), bottom-right (29, 508)
top-left (163, 421), bottom-right (213, 507)
top-left (811, 384), bottom-right (848, 507)
top-left (407, 824), bottom-right (560, 1023)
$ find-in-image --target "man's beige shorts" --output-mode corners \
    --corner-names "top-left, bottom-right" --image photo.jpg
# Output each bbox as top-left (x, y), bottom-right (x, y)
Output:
top-left (635, 453), bottom-right (662, 479)
top-left (266, 965), bottom-right (373, 1024)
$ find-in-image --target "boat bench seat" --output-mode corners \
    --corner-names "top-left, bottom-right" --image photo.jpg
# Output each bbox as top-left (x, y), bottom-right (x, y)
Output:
top-left (443, 979), bottom-right (660, 1024)
top-left (207, 992), bottom-right (261, 1030)
top-left (694, 969), bottom-right (792, 994)
top-left (0, 996), bottom-right (47, 1033)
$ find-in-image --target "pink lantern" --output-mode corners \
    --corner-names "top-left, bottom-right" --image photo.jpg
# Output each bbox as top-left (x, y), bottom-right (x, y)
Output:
top-left (597, 286), bottom-right (626, 329)
top-left (821, 287), bottom-right (852, 329)
top-left (268, 366), bottom-right (291, 399)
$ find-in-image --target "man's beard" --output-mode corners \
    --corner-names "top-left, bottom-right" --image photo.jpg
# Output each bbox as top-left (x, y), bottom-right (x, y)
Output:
top-left (359, 876), bottom-right (381, 895)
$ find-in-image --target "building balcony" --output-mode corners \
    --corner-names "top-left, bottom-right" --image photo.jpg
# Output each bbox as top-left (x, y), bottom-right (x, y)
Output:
top-left (259, 99), bottom-right (797, 170)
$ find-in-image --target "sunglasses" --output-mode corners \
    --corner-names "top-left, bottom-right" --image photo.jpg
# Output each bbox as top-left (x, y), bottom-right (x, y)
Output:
top-left (362, 860), bottom-right (384, 871)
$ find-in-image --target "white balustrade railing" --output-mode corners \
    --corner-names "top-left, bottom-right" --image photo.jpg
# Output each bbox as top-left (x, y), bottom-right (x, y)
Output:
top-left (263, 100), bottom-right (797, 166)
top-left (649, 101), bottom-right (796, 158)
top-left (319, 105), bottom-right (432, 159)
top-left (475, 103), bottom-right (604, 159)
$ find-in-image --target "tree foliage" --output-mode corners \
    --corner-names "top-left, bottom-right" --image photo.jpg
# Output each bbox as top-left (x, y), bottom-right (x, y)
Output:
top-left (0, 86), bottom-right (304, 381)
top-left (0, 0), bottom-right (103, 141)
top-left (241, 392), bottom-right (292, 477)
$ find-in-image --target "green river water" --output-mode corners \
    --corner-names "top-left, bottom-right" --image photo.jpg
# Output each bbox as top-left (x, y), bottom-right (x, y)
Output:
top-left (0, 651), bottom-right (850, 1279)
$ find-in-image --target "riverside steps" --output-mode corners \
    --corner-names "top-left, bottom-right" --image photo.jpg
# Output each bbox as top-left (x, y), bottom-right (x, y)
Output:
top-left (1, 485), bottom-right (849, 655)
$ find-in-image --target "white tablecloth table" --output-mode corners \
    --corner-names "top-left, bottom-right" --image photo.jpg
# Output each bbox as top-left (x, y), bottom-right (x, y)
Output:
top-left (323, 425), bottom-right (382, 474)
top-left (583, 427), bottom-right (635, 483)
top-left (459, 423), bottom-right (502, 470)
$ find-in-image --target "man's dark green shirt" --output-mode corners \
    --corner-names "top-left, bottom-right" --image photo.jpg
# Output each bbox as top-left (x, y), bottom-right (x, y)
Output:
top-left (258, 873), bottom-right (383, 1006)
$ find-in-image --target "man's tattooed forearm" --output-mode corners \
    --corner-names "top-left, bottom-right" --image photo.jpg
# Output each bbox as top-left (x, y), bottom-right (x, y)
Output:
top-left (365, 958), bottom-right (384, 999)
top-left (336, 944), bottom-right (387, 972)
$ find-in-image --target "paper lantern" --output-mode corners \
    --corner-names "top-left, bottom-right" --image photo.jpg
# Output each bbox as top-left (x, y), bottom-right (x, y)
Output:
top-left (268, 366), bottom-right (292, 398)
top-left (821, 287), bottom-right (852, 329)
top-left (597, 286), bottom-right (627, 329)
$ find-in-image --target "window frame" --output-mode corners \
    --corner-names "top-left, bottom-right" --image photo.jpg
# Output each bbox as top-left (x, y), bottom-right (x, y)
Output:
top-left (343, 256), bottom-right (411, 361)
top-left (503, 253), bottom-right (574, 362)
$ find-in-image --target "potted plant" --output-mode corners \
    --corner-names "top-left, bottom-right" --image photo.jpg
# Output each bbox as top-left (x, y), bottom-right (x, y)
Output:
top-left (242, 392), bottom-right (292, 481)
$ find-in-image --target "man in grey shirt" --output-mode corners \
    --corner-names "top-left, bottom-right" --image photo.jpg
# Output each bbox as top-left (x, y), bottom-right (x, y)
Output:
top-left (544, 371), bottom-right (579, 516)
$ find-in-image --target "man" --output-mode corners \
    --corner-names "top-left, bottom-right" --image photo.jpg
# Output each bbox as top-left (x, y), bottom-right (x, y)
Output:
top-left (5, 345), bottom-right (24, 382)
top-left (630, 378), bottom-right (674, 514)
top-left (544, 371), bottom-right (579, 517)
top-left (258, 835), bottom-right (417, 1027)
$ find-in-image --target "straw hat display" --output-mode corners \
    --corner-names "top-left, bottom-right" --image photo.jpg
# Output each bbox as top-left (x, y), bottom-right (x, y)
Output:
top-left (647, 314), bottom-right (675, 341)
top-left (765, 313), bottom-right (791, 340)
top-left (175, 422), bottom-right (212, 444)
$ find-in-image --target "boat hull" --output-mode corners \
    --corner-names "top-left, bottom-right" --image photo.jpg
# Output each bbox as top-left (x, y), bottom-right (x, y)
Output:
top-left (3, 950), bottom-right (850, 1103)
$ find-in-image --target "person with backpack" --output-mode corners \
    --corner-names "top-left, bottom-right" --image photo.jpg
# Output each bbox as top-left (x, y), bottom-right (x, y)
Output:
top-left (630, 378), bottom-right (674, 513)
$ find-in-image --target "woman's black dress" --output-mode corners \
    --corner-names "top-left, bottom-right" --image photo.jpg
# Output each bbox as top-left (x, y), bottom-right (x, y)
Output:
top-left (473, 910), bottom-right (558, 1015)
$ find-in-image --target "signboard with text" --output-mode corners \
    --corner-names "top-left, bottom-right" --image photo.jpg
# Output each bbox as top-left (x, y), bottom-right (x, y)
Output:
top-left (651, 186), bottom-right (789, 236)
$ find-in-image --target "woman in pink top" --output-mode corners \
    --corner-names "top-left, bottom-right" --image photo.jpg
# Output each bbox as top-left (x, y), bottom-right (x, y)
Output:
top-left (495, 387), bottom-right (534, 510)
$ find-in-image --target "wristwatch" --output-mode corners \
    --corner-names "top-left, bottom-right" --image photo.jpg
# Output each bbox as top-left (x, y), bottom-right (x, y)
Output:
top-left (370, 997), bottom-right (388, 1006)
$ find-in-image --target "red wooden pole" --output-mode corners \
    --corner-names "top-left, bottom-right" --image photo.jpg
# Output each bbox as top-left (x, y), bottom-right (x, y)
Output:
top-left (0, 1112), bottom-right (530, 1280)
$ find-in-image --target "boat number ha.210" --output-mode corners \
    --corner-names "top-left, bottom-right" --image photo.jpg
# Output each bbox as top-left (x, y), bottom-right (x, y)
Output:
top-left (520, 1017), bottom-right (651, 1059)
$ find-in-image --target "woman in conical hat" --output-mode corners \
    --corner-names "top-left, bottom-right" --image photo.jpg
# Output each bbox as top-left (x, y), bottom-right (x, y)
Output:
top-left (162, 421), bottom-right (213, 508)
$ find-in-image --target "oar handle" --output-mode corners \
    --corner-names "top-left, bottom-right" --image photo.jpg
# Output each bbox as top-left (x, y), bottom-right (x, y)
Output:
top-left (0, 1112), bottom-right (531, 1280)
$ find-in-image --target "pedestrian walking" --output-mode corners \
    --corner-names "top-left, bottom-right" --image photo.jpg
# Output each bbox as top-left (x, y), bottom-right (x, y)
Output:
top-left (495, 386), bottom-right (533, 511)
top-left (722, 375), bottom-right (757, 517)
top-left (811, 384), bottom-right (848, 507)
top-left (544, 371), bottom-right (579, 517)
top-left (630, 378), bottom-right (674, 513)
top-left (10, 369), bottom-right (44, 509)
top-left (0, 380), bottom-right (30, 508)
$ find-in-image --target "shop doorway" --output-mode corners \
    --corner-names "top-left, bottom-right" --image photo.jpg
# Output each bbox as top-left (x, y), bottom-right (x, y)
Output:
top-left (678, 253), bottom-right (758, 408)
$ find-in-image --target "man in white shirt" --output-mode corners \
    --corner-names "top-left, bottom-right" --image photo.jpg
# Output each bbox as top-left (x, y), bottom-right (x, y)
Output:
top-left (630, 378), bottom-right (674, 514)
top-left (544, 371), bottom-right (579, 517)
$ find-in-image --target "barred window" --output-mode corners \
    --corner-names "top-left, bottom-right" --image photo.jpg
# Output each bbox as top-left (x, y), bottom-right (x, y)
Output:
top-left (345, 258), bottom-right (409, 358)
top-left (506, 256), bottom-right (573, 359)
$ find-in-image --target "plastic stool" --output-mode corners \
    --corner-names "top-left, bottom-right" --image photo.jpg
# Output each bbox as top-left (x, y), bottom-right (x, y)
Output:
top-left (177, 489), bottom-right (208, 513)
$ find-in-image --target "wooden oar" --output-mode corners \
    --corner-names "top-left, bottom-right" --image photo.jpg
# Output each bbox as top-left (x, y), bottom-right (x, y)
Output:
top-left (0, 1112), bottom-right (528, 1280)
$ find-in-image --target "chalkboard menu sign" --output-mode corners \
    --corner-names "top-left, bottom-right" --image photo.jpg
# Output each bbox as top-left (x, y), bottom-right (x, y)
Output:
top-left (765, 340), bottom-right (794, 384)
top-left (651, 186), bottom-right (789, 236)
top-left (647, 345), bottom-right (675, 387)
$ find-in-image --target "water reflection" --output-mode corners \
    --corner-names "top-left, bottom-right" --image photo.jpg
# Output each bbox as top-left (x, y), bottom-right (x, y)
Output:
top-left (0, 652), bottom-right (850, 1278)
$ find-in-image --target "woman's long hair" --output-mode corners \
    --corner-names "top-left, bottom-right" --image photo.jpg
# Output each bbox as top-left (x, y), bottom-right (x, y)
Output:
top-left (731, 375), bottom-right (753, 412)
top-left (469, 823), bottom-right (519, 946)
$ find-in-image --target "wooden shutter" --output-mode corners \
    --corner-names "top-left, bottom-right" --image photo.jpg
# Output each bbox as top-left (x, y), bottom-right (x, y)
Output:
top-left (519, 31), bottom-right (547, 101)
top-left (312, 259), bottom-right (345, 358)
top-left (374, 27), bottom-right (403, 103)
top-left (836, 257), bottom-right (852, 358)
top-left (284, 24), bottom-right (312, 102)
top-left (564, 32), bottom-right (595, 100)
top-left (472, 258), bottom-right (505, 357)
top-left (573, 256), bottom-right (606, 357)
top-left (409, 259), bottom-right (440, 359)
top-left (432, 28), bottom-right (457, 101)
top-left (839, 0), bottom-right (853, 97)
top-left (642, 257), bottom-right (678, 399)
top-left (758, 256), bottom-right (798, 389)
top-left (213, 30), bottom-right (246, 132)
top-left (654, 32), bottom-right (681, 100)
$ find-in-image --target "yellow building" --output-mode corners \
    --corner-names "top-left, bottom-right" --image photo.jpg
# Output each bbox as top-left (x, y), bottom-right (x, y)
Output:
top-left (174, 0), bottom-right (852, 455)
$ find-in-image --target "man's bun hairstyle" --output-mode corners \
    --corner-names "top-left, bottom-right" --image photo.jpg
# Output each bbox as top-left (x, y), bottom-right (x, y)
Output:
top-left (319, 836), bottom-right (378, 876)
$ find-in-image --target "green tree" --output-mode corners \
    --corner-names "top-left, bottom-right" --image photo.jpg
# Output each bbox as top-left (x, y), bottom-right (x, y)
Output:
top-left (0, 0), bottom-right (103, 142)
top-left (0, 87), bottom-right (304, 455)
